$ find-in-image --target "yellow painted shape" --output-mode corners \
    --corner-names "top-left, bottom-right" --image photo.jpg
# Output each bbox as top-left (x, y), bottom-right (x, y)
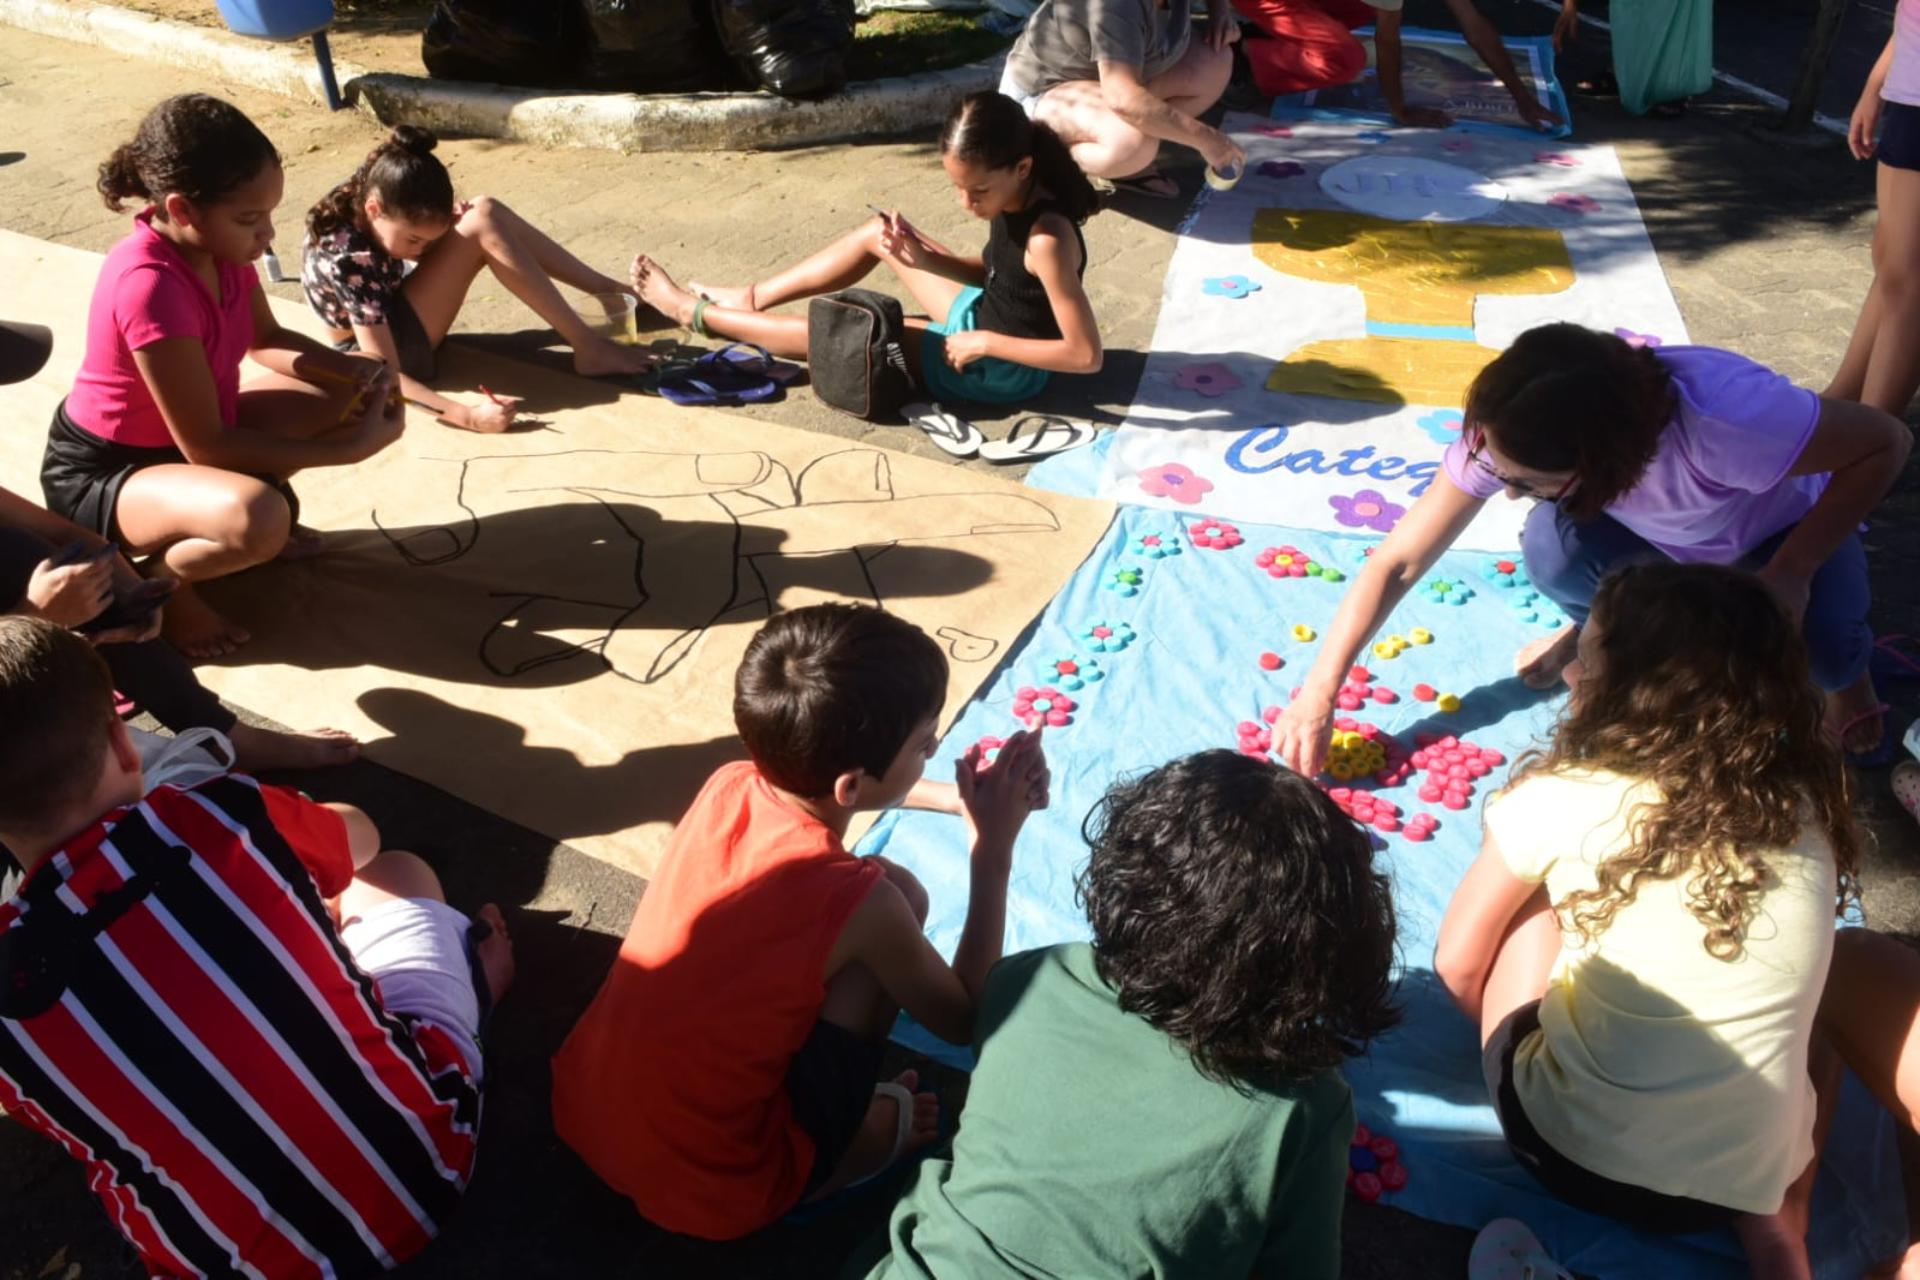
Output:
top-left (1268, 335), bottom-right (1498, 407)
top-left (1251, 209), bottom-right (1575, 328)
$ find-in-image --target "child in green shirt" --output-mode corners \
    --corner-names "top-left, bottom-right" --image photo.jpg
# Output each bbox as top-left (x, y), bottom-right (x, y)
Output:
top-left (858, 749), bottom-right (1402, 1279)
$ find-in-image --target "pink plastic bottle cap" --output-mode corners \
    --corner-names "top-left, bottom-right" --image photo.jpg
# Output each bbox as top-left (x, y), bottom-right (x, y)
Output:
top-left (1373, 687), bottom-right (1398, 703)
top-left (1369, 1136), bottom-right (1399, 1160)
top-left (1374, 815), bottom-right (1400, 832)
top-left (1467, 758), bottom-right (1491, 777)
top-left (1439, 736), bottom-right (1459, 748)
top-left (1418, 785), bottom-right (1443, 803)
top-left (1353, 1124), bottom-right (1373, 1146)
top-left (1352, 1172), bottom-right (1383, 1202)
top-left (1334, 717), bottom-right (1359, 732)
top-left (1413, 685), bottom-right (1437, 702)
top-left (1448, 764), bottom-right (1470, 780)
top-left (1443, 793), bottom-right (1470, 810)
top-left (1329, 787), bottom-right (1353, 802)
top-left (1410, 751), bottom-right (1431, 768)
top-left (1337, 694), bottom-right (1363, 710)
top-left (1358, 723), bottom-right (1380, 739)
top-left (1482, 750), bottom-right (1506, 766)
top-left (1379, 1161), bottom-right (1408, 1191)
top-left (1403, 826), bottom-right (1430, 842)
top-left (1259, 651), bottom-right (1282, 670)
top-left (1263, 705), bottom-right (1283, 723)
top-left (1238, 721), bottom-right (1260, 736)
top-left (1349, 666), bottom-right (1372, 683)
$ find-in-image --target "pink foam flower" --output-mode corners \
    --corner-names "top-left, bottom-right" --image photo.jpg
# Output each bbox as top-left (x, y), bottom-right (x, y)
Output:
top-left (1549, 192), bottom-right (1601, 214)
top-left (1190, 517), bottom-right (1243, 550)
top-left (1172, 362), bottom-right (1243, 397)
top-left (1013, 686), bottom-right (1075, 728)
top-left (1137, 462), bottom-right (1216, 504)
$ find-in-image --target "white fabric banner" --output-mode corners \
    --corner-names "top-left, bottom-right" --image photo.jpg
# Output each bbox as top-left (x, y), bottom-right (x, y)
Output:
top-left (1096, 112), bottom-right (1690, 551)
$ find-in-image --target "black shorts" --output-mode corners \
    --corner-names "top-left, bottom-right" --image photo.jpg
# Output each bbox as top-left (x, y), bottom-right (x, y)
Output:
top-left (1882, 101), bottom-right (1920, 173)
top-left (785, 1018), bottom-right (884, 1199)
top-left (41, 400), bottom-right (300, 544)
top-left (1483, 1001), bottom-right (1742, 1235)
top-left (331, 291), bottom-right (438, 383)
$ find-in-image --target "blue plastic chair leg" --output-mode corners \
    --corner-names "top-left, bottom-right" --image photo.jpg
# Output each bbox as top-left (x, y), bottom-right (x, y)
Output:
top-left (311, 30), bottom-right (343, 110)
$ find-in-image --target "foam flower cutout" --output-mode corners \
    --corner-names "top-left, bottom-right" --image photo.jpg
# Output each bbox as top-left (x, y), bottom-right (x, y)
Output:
top-left (1105, 565), bottom-right (1146, 597)
top-left (1511, 590), bottom-right (1568, 627)
top-left (1203, 275), bottom-right (1262, 299)
top-left (1481, 557), bottom-right (1529, 589)
top-left (1253, 123), bottom-right (1294, 138)
top-left (963, 735), bottom-right (1006, 768)
top-left (1258, 547), bottom-right (1346, 583)
top-left (1535, 151), bottom-right (1579, 167)
top-left (1077, 619), bottom-right (1136, 652)
top-left (1189, 517), bottom-right (1243, 550)
top-left (1416, 409), bottom-right (1464, 446)
top-left (1136, 461), bottom-right (1216, 503)
top-left (1549, 192), bottom-right (1601, 214)
top-left (1013, 685), bottom-right (1076, 728)
top-left (1258, 159), bottom-right (1306, 179)
top-left (1613, 327), bottom-right (1664, 348)
top-left (1037, 652), bottom-right (1103, 692)
top-left (1171, 362), bottom-right (1243, 397)
top-left (1329, 489), bottom-right (1406, 534)
top-left (1130, 530), bottom-right (1183, 560)
top-left (1425, 577), bottom-right (1475, 606)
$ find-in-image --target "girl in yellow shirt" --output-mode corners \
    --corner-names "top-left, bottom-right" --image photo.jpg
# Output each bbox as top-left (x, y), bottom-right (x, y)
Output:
top-left (1437, 562), bottom-right (1860, 1278)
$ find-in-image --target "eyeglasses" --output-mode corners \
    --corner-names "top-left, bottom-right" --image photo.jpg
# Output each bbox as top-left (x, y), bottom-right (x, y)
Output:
top-left (1464, 430), bottom-right (1577, 503)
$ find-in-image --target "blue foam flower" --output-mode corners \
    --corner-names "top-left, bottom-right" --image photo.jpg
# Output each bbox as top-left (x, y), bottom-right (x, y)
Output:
top-left (1425, 577), bottom-right (1475, 607)
top-left (1105, 566), bottom-right (1146, 597)
top-left (1201, 275), bottom-right (1262, 300)
top-left (1129, 531), bottom-right (1183, 560)
top-left (1036, 653), bottom-right (1104, 692)
top-left (1481, 557), bottom-right (1529, 589)
top-left (1416, 408), bottom-right (1464, 446)
top-left (1077, 619), bottom-right (1136, 652)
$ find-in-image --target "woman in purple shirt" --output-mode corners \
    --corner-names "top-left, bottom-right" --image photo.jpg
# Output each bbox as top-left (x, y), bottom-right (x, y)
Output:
top-left (1272, 323), bottom-right (1911, 773)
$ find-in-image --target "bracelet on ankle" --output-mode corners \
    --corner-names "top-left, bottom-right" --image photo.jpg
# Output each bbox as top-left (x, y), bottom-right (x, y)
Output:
top-left (691, 298), bottom-right (711, 339)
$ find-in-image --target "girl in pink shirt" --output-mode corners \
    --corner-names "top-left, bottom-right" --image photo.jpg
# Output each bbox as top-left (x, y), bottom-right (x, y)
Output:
top-left (1833, 0), bottom-right (1920, 417)
top-left (42, 95), bottom-right (404, 659)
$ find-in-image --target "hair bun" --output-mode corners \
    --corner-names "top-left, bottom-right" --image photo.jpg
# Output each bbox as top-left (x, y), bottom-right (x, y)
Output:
top-left (389, 125), bottom-right (438, 158)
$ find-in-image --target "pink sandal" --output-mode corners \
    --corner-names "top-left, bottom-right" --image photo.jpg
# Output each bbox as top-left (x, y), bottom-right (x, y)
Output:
top-left (1895, 761), bottom-right (1920, 827)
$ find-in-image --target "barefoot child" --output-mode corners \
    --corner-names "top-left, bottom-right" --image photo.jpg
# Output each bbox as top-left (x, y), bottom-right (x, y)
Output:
top-left (551, 603), bottom-right (1049, 1240)
top-left (1270, 323), bottom-right (1911, 772)
top-left (1436, 563), bottom-right (1858, 1277)
top-left (632, 91), bottom-right (1102, 409)
top-left (0, 616), bottom-right (513, 1277)
top-left (1832, 0), bottom-right (1920, 416)
top-left (3, 319), bottom-right (352, 772)
top-left (302, 125), bottom-right (653, 433)
top-left (42, 94), bottom-right (406, 660)
top-left (859, 750), bottom-right (1400, 1279)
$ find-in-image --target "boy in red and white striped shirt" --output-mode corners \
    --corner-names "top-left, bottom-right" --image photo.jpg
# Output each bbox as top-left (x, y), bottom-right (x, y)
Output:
top-left (0, 616), bottom-right (513, 1279)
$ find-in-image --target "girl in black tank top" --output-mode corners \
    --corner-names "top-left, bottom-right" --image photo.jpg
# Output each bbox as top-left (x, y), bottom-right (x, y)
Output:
top-left (629, 92), bottom-right (1104, 407)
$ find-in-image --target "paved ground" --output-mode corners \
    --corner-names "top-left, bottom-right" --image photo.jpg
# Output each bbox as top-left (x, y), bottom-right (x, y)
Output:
top-left (1, 3), bottom-right (1918, 1276)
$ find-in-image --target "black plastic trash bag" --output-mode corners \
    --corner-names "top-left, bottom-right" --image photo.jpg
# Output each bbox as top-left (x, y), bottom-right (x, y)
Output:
top-left (712, 0), bottom-right (855, 98)
top-left (577, 0), bottom-right (728, 93)
top-left (421, 0), bottom-right (585, 87)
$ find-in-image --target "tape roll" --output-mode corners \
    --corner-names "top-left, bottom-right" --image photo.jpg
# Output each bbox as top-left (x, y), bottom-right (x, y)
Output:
top-left (1205, 160), bottom-right (1244, 191)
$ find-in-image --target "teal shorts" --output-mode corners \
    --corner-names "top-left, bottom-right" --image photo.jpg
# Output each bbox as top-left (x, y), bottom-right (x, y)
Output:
top-left (919, 286), bottom-right (1050, 406)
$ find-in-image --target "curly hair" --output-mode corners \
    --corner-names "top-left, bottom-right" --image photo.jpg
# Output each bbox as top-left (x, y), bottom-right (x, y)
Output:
top-left (1077, 750), bottom-right (1400, 1088)
top-left (1464, 323), bottom-right (1675, 521)
top-left (97, 94), bottom-right (279, 213)
top-left (307, 125), bottom-right (455, 242)
top-left (1510, 562), bottom-right (1861, 960)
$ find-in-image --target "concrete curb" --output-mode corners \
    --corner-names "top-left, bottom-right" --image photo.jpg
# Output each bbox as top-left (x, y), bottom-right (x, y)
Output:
top-left (0, 0), bottom-right (1005, 152)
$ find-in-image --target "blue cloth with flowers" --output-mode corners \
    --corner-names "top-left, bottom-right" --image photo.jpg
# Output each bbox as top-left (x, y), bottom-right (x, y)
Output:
top-left (858, 504), bottom-right (1903, 1280)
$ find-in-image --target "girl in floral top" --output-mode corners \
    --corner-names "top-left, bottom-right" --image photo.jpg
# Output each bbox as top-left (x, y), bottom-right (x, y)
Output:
top-left (302, 126), bottom-right (651, 433)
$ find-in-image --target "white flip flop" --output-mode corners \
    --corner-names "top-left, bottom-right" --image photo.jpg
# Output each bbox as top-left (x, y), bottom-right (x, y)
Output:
top-left (845, 1080), bottom-right (920, 1190)
top-left (903, 401), bottom-right (986, 459)
top-left (977, 413), bottom-right (1100, 464)
top-left (1895, 760), bottom-right (1920, 827)
top-left (1470, 1219), bottom-right (1574, 1280)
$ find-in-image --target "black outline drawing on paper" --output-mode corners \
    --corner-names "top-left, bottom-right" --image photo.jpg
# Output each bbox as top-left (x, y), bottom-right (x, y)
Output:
top-left (369, 446), bottom-right (1056, 684)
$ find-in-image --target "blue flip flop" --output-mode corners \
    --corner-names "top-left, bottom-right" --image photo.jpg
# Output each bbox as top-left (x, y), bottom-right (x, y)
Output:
top-left (657, 343), bottom-right (782, 406)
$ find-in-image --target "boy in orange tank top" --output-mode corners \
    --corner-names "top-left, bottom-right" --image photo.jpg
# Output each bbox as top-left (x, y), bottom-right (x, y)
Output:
top-left (551, 604), bottom-right (1048, 1240)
